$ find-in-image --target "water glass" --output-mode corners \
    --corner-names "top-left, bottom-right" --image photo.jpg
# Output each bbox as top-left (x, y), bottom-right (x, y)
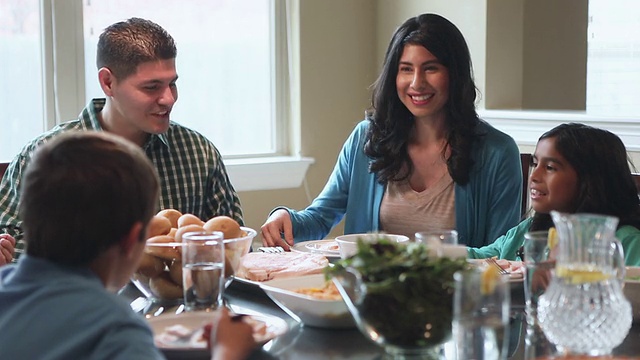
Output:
top-left (182, 231), bottom-right (225, 311)
top-left (522, 231), bottom-right (557, 359)
top-left (415, 230), bottom-right (466, 258)
top-left (452, 268), bottom-right (511, 360)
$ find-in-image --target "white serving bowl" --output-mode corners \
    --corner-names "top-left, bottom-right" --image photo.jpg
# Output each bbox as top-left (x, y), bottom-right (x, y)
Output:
top-left (260, 273), bottom-right (355, 328)
top-left (624, 266), bottom-right (640, 322)
top-left (334, 233), bottom-right (410, 259)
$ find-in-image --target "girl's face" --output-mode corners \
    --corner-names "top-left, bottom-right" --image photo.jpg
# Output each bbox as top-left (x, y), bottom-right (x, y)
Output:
top-left (395, 44), bottom-right (449, 123)
top-left (530, 137), bottom-right (579, 214)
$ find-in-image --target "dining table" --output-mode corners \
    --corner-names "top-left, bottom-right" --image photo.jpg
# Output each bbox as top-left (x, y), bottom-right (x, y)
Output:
top-left (120, 276), bottom-right (640, 360)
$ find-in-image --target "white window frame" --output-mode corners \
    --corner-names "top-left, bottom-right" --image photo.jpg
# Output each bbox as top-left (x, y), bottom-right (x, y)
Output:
top-left (41, 0), bottom-right (312, 192)
top-left (480, 109), bottom-right (640, 152)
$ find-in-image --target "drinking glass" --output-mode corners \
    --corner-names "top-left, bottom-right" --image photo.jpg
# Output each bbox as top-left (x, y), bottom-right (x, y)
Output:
top-left (452, 268), bottom-right (511, 360)
top-left (415, 230), bottom-right (466, 258)
top-left (182, 231), bottom-right (225, 312)
top-left (522, 231), bottom-right (557, 359)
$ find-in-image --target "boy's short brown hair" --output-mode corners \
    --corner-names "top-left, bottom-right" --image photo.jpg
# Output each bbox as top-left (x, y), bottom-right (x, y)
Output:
top-left (20, 131), bottom-right (159, 265)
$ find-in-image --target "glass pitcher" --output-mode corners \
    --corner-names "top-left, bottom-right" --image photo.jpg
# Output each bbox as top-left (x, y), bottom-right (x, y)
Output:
top-left (537, 211), bottom-right (632, 355)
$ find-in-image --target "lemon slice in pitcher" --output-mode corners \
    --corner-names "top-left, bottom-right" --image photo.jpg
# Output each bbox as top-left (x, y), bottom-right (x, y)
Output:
top-left (481, 264), bottom-right (500, 295)
top-left (556, 265), bottom-right (611, 284)
top-left (547, 227), bottom-right (558, 250)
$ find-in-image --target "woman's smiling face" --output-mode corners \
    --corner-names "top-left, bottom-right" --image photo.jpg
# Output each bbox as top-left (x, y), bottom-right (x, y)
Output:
top-left (529, 137), bottom-right (579, 214)
top-left (395, 44), bottom-right (449, 123)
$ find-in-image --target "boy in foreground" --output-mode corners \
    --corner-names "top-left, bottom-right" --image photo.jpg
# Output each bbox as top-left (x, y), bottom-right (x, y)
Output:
top-left (0, 131), bottom-right (255, 359)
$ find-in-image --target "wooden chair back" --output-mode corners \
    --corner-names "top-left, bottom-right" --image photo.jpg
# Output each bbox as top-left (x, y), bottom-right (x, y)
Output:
top-left (0, 162), bottom-right (8, 180)
top-left (633, 173), bottom-right (640, 194)
top-left (520, 153), bottom-right (532, 216)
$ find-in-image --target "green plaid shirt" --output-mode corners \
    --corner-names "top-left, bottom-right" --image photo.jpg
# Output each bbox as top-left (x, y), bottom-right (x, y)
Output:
top-left (0, 99), bottom-right (243, 250)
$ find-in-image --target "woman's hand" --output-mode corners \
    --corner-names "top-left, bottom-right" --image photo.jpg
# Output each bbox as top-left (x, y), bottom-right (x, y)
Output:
top-left (0, 234), bottom-right (16, 266)
top-left (260, 209), bottom-right (294, 250)
top-left (207, 308), bottom-right (257, 360)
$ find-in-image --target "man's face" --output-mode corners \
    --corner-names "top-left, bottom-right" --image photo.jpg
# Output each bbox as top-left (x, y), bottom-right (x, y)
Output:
top-left (105, 59), bottom-right (178, 142)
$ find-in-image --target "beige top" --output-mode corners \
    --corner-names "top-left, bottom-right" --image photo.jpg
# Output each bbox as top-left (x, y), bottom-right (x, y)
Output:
top-left (379, 172), bottom-right (455, 240)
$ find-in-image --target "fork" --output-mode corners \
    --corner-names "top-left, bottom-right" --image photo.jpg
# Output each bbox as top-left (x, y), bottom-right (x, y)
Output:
top-left (485, 258), bottom-right (510, 275)
top-left (257, 246), bottom-right (285, 253)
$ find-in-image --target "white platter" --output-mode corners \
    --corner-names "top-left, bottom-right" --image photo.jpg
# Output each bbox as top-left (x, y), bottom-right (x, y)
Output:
top-left (260, 273), bottom-right (355, 328)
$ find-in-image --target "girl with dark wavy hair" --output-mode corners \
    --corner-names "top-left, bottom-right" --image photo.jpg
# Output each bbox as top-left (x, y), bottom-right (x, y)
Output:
top-left (469, 123), bottom-right (640, 265)
top-left (262, 14), bottom-right (522, 249)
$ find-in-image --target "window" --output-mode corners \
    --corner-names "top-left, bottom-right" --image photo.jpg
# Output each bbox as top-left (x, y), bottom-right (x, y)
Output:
top-left (82, 0), bottom-right (278, 157)
top-left (0, 0), bottom-right (44, 161)
top-left (587, 0), bottom-right (640, 117)
top-left (0, 0), bottom-right (311, 189)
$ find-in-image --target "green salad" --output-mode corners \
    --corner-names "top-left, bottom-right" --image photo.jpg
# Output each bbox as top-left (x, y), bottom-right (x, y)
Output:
top-left (326, 238), bottom-right (468, 349)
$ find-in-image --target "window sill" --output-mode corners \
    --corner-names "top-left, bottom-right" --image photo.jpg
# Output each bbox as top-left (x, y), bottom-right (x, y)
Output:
top-left (224, 156), bottom-right (315, 192)
top-left (479, 109), bottom-right (640, 151)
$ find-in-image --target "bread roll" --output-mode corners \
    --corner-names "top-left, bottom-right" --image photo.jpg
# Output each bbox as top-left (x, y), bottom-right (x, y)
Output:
top-left (137, 253), bottom-right (165, 278)
top-left (148, 215), bottom-right (172, 237)
top-left (174, 224), bottom-right (205, 243)
top-left (168, 260), bottom-right (183, 285)
top-left (178, 213), bottom-right (205, 228)
top-left (204, 216), bottom-right (242, 239)
top-left (146, 235), bottom-right (181, 260)
top-left (149, 273), bottom-right (183, 300)
top-left (157, 209), bottom-right (182, 228)
top-left (167, 227), bottom-right (178, 238)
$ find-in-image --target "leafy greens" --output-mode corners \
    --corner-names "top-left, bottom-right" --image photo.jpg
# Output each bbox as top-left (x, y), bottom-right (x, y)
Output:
top-left (326, 238), bottom-right (468, 349)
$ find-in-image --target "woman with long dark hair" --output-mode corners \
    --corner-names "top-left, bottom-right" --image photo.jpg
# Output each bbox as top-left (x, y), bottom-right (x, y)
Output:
top-left (262, 13), bottom-right (522, 248)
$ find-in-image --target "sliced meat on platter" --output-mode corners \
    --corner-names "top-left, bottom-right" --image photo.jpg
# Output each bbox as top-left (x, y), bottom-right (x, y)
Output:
top-left (236, 252), bottom-right (329, 282)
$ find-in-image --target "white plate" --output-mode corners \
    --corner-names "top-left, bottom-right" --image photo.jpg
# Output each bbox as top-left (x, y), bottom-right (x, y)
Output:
top-left (507, 260), bottom-right (525, 281)
top-left (260, 273), bottom-right (355, 328)
top-left (291, 239), bottom-right (340, 257)
top-left (147, 311), bottom-right (288, 352)
top-left (467, 259), bottom-right (525, 282)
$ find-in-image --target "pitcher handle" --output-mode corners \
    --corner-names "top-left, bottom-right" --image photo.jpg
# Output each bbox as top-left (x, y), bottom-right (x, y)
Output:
top-left (611, 238), bottom-right (626, 281)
